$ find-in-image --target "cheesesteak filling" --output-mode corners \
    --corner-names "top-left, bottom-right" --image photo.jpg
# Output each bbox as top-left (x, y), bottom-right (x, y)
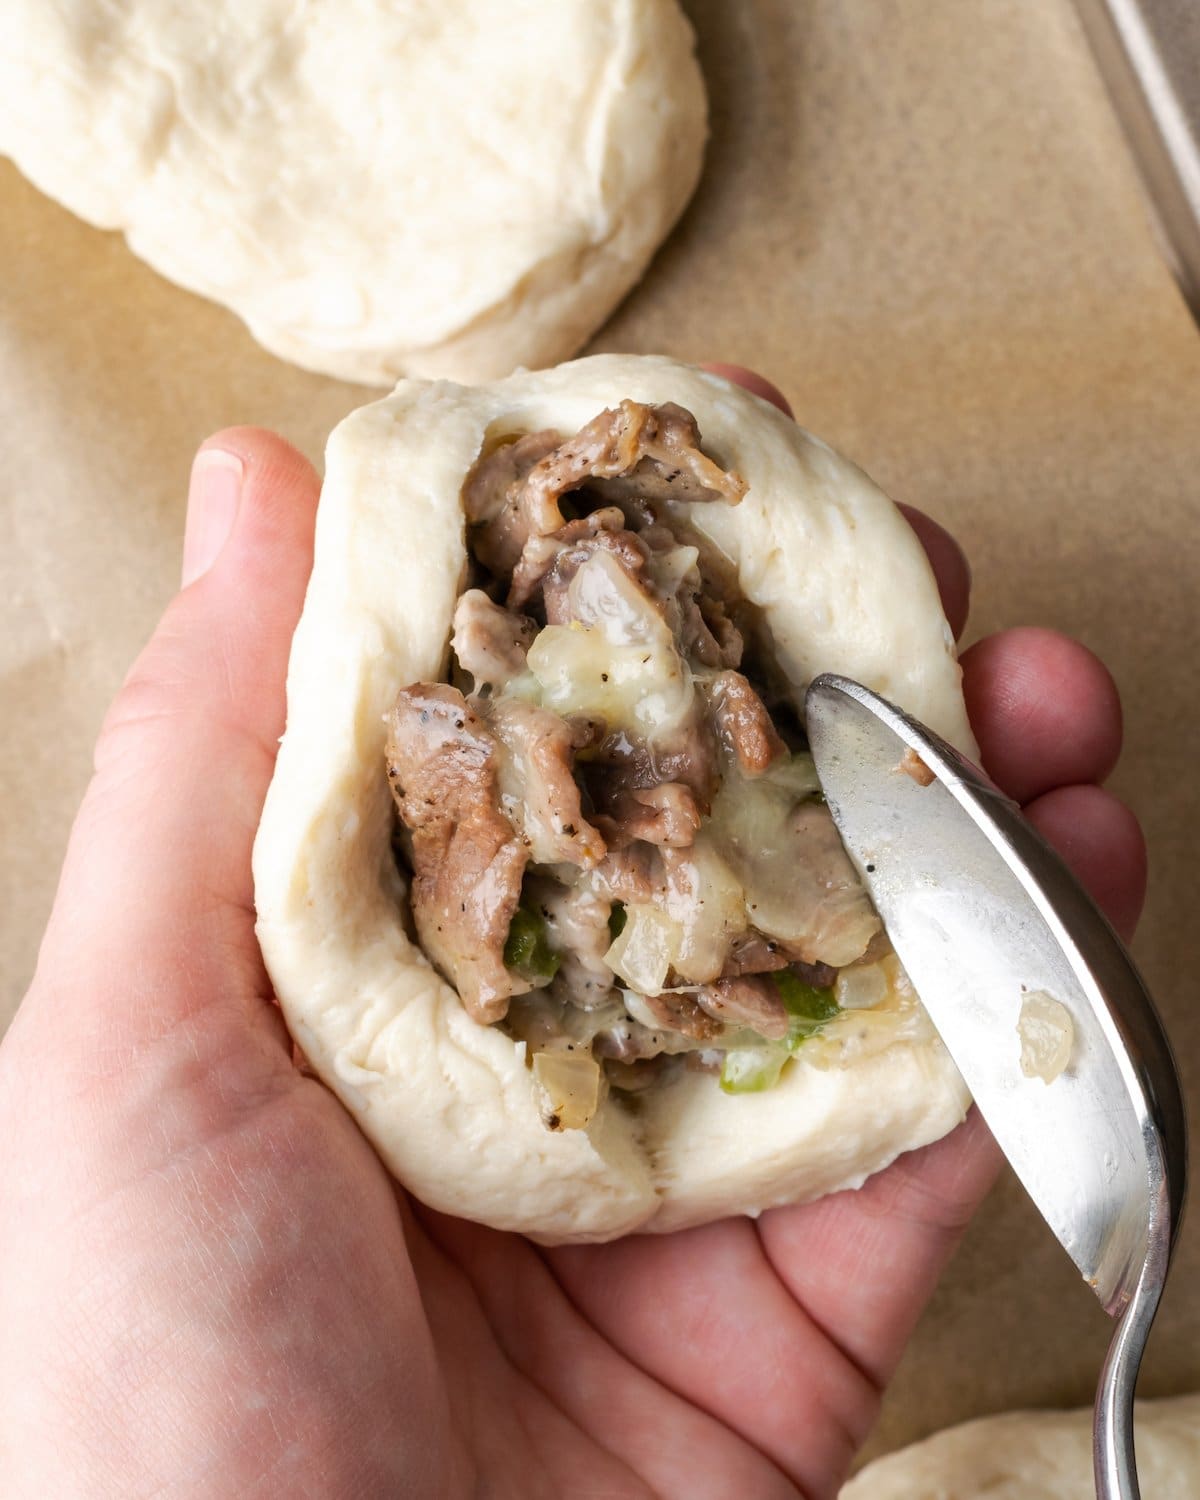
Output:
top-left (386, 400), bottom-right (929, 1130)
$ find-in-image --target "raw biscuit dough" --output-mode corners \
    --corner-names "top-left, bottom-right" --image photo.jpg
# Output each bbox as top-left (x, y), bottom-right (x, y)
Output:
top-left (841, 1393), bottom-right (1200, 1498)
top-left (253, 354), bottom-right (975, 1243)
top-left (0, 1), bottom-right (706, 385)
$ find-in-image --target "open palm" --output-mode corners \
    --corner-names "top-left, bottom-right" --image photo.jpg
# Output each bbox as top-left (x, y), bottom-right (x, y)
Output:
top-left (0, 371), bottom-right (1144, 1499)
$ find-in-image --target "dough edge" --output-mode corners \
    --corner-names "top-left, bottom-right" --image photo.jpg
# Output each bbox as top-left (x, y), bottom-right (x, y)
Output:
top-left (253, 353), bottom-right (975, 1244)
top-left (841, 1394), bottom-right (1200, 1499)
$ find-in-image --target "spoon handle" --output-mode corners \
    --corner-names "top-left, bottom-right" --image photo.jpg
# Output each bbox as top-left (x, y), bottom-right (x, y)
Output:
top-left (1093, 1171), bottom-right (1171, 1499)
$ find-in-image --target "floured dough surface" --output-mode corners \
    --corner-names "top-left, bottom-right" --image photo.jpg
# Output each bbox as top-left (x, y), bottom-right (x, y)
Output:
top-left (841, 1394), bottom-right (1200, 1498)
top-left (0, 1), bottom-right (705, 386)
top-left (253, 354), bottom-right (976, 1242)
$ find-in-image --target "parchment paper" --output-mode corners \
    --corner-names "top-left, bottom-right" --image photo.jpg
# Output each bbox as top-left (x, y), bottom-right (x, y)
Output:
top-left (2, 0), bottom-right (1198, 1468)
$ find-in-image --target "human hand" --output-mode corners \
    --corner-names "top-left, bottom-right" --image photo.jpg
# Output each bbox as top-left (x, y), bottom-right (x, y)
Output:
top-left (0, 367), bottom-right (1145, 1499)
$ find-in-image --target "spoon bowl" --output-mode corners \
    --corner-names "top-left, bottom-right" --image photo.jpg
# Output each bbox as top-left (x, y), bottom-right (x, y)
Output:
top-left (805, 673), bottom-right (1187, 1500)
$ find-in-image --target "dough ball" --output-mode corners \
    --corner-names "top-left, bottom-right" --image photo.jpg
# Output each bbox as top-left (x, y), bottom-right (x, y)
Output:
top-left (0, 1), bottom-right (706, 385)
top-left (843, 1395), bottom-right (1200, 1499)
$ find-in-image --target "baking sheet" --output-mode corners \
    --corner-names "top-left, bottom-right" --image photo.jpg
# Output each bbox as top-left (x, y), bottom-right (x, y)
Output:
top-left (2, 0), bottom-right (1198, 1466)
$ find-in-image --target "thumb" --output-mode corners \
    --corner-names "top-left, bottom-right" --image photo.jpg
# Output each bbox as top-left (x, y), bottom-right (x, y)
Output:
top-left (29, 428), bottom-right (321, 1055)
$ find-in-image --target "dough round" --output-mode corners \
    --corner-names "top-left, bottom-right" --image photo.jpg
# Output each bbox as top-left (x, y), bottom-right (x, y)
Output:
top-left (253, 354), bottom-right (975, 1243)
top-left (842, 1394), bottom-right (1200, 1498)
top-left (0, 1), bottom-right (706, 386)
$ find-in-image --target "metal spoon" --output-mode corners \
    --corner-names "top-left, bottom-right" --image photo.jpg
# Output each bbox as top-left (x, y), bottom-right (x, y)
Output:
top-left (805, 674), bottom-right (1187, 1500)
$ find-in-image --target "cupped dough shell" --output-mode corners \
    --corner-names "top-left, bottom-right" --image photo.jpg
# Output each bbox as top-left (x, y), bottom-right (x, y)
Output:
top-left (0, 0), bottom-right (706, 386)
top-left (253, 354), bottom-right (975, 1243)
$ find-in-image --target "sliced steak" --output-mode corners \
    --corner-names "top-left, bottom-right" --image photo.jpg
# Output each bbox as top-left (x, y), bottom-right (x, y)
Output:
top-left (580, 400), bottom-right (749, 510)
top-left (717, 936), bottom-right (834, 991)
top-left (707, 670), bottom-right (786, 776)
top-left (463, 430), bottom-right (563, 577)
top-left (451, 589), bottom-right (537, 691)
top-left (696, 976), bottom-right (789, 1040)
top-left (721, 930), bottom-right (789, 977)
top-left (639, 991), bottom-right (724, 1041)
top-left (486, 697), bottom-right (606, 870)
top-left (777, 803), bottom-right (881, 967)
top-left (386, 684), bottom-right (528, 1023)
top-left (592, 783), bottom-right (701, 849)
top-left (513, 511), bottom-right (644, 613)
top-left (593, 994), bottom-right (721, 1057)
top-left (593, 1019), bottom-right (662, 1063)
top-left (503, 400), bottom-right (746, 606)
top-left (774, 954), bottom-right (838, 990)
top-left (590, 843), bottom-right (667, 905)
top-left (585, 707), bottom-right (719, 813)
top-left (639, 522), bottom-right (744, 670)
top-left (690, 593), bottom-right (744, 669)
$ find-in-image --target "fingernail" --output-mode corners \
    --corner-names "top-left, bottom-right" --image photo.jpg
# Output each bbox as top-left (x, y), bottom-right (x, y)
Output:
top-left (183, 448), bottom-right (244, 586)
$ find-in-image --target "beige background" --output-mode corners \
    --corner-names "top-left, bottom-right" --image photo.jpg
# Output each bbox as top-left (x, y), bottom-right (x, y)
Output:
top-left (1, 0), bottom-right (1197, 1468)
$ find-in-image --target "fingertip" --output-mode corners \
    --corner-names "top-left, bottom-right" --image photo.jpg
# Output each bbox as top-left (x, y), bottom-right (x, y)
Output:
top-left (197, 425), bottom-right (320, 491)
top-left (196, 427), bottom-right (321, 543)
top-left (960, 627), bottom-right (1123, 802)
top-left (701, 362), bottom-right (794, 417)
top-left (1023, 784), bottom-right (1147, 942)
top-left (183, 447), bottom-right (244, 588)
top-left (187, 427), bottom-right (321, 605)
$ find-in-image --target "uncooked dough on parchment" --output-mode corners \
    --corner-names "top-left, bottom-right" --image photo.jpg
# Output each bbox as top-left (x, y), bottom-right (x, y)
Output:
top-left (841, 1393), bottom-right (1200, 1498)
top-left (0, 0), bottom-right (706, 386)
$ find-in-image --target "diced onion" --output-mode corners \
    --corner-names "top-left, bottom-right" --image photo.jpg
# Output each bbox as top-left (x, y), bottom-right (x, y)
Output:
top-left (531, 1050), bottom-right (602, 1131)
top-left (604, 904), bottom-right (681, 994)
top-left (719, 1047), bottom-right (787, 1094)
top-left (663, 835), bottom-right (746, 983)
top-left (645, 544), bottom-right (701, 597)
top-left (1017, 990), bottom-right (1074, 1084)
top-left (797, 952), bottom-right (935, 1071)
top-left (835, 962), bottom-right (889, 1011)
